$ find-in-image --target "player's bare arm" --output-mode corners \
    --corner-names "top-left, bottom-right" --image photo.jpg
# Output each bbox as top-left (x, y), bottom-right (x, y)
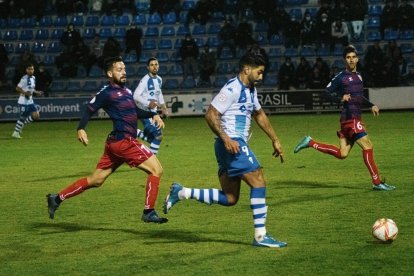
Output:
top-left (77, 129), bottom-right (88, 146)
top-left (253, 109), bottom-right (284, 162)
top-left (205, 105), bottom-right (240, 154)
top-left (152, 114), bottom-right (165, 129)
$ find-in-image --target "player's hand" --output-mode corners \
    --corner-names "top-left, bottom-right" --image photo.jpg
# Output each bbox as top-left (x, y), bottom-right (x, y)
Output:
top-left (342, 94), bottom-right (351, 102)
top-left (152, 115), bottom-right (165, 129)
top-left (371, 105), bottom-right (379, 116)
top-left (272, 139), bottom-right (284, 163)
top-left (148, 100), bottom-right (158, 109)
top-left (35, 90), bottom-right (44, 96)
top-left (77, 129), bottom-right (89, 146)
top-left (223, 137), bottom-right (240, 154)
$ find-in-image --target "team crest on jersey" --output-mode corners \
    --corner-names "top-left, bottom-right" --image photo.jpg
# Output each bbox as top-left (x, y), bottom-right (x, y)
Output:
top-left (348, 76), bottom-right (353, 82)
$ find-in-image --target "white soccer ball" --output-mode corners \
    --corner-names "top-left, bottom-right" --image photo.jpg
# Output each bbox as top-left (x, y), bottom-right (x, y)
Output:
top-left (372, 218), bottom-right (398, 242)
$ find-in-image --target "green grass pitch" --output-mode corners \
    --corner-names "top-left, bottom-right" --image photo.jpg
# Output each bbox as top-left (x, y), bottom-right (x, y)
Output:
top-left (0, 111), bottom-right (413, 275)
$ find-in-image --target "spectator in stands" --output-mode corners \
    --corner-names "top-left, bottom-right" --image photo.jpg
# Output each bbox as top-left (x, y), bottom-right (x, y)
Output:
top-left (73, 0), bottom-right (88, 14)
top-left (14, 49), bottom-right (38, 85)
top-left (100, 37), bottom-right (123, 69)
top-left (315, 12), bottom-right (332, 50)
top-left (72, 40), bottom-right (92, 76)
top-left (267, 5), bottom-right (290, 40)
top-left (89, 34), bottom-right (103, 68)
top-left (330, 0), bottom-right (350, 23)
top-left (278, 57), bottom-right (295, 90)
top-left (198, 44), bottom-right (216, 87)
top-left (348, 0), bottom-right (368, 41)
top-left (56, 0), bottom-right (74, 16)
top-left (235, 17), bottom-right (256, 52)
top-left (364, 39), bottom-right (387, 87)
top-left (315, 0), bottom-right (333, 23)
top-left (252, 0), bottom-right (274, 23)
top-left (186, 0), bottom-right (213, 25)
top-left (89, 0), bottom-right (103, 14)
top-left (60, 23), bottom-right (83, 55)
top-left (284, 15), bottom-right (302, 49)
top-left (330, 17), bottom-right (349, 52)
top-left (380, 0), bottom-right (399, 37)
top-left (396, 56), bottom-right (410, 86)
top-left (295, 57), bottom-right (312, 89)
top-left (35, 62), bottom-right (53, 97)
top-left (150, 0), bottom-right (164, 15)
top-left (103, 0), bottom-right (136, 15)
top-left (217, 19), bottom-right (237, 58)
top-left (180, 34), bottom-right (199, 81)
top-left (309, 57), bottom-right (330, 89)
top-left (397, 0), bottom-right (414, 31)
top-left (300, 11), bottom-right (316, 47)
top-left (0, 43), bottom-right (8, 87)
top-left (125, 26), bottom-right (143, 62)
top-left (384, 39), bottom-right (403, 86)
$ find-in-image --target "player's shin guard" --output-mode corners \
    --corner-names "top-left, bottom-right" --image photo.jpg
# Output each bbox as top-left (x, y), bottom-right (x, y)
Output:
top-left (59, 177), bottom-right (90, 201)
top-left (309, 140), bottom-right (343, 159)
top-left (363, 149), bottom-right (381, 185)
top-left (182, 188), bottom-right (229, 205)
top-left (144, 175), bottom-right (160, 209)
top-left (251, 187), bottom-right (267, 239)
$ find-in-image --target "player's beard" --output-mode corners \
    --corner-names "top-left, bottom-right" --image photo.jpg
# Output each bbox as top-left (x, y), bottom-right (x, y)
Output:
top-left (114, 76), bottom-right (127, 86)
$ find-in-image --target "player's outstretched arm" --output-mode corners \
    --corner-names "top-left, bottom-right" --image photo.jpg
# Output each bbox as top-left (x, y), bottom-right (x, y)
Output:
top-left (77, 129), bottom-right (88, 146)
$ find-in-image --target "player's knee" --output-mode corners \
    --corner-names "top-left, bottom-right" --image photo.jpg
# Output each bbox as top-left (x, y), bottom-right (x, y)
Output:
top-left (225, 195), bottom-right (239, 206)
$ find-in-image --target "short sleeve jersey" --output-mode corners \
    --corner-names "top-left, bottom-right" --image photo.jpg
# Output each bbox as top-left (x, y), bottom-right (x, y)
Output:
top-left (211, 76), bottom-right (261, 142)
top-left (133, 74), bottom-right (164, 112)
top-left (17, 74), bottom-right (36, 105)
top-left (87, 83), bottom-right (138, 139)
top-left (326, 70), bottom-right (365, 121)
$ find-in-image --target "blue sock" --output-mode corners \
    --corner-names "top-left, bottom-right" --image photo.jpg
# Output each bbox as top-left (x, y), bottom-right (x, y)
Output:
top-left (149, 138), bottom-right (161, 155)
top-left (183, 187), bottom-right (229, 206)
top-left (250, 187), bottom-right (267, 238)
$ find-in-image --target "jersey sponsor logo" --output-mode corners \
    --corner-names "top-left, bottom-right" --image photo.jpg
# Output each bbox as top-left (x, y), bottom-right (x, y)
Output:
top-left (348, 76), bottom-right (353, 82)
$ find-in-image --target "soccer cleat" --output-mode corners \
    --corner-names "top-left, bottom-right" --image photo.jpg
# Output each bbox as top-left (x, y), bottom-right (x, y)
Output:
top-left (141, 210), bottom-right (168, 224)
top-left (294, 136), bottom-right (312, 153)
top-left (373, 182), bottom-right (396, 191)
top-left (253, 234), bottom-right (287, 248)
top-left (46, 194), bottom-right (60, 219)
top-left (163, 183), bottom-right (183, 214)
top-left (12, 131), bottom-right (22, 139)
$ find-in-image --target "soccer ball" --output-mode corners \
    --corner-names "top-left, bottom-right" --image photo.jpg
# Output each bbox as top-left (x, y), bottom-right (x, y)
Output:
top-left (372, 218), bottom-right (398, 242)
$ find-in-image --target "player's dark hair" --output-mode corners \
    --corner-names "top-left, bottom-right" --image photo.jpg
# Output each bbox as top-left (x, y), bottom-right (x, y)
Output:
top-left (147, 57), bottom-right (158, 66)
top-left (343, 45), bottom-right (358, 58)
top-left (104, 56), bottom-right (123, 72)
top-left (239, 51), bottom-right (266, 71)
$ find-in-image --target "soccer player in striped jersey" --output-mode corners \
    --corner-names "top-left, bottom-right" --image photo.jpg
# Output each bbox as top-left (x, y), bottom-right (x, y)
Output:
top-left (133, 57), bottom-right (169, 155)
top-left (164, 52), bottom-right (287, 248)
top-left (294, 45), bottom-right (395, 191)
top-left (46, 56), bottom-right (169, 223)
top-left (12, 63), bottom-right (43, 138)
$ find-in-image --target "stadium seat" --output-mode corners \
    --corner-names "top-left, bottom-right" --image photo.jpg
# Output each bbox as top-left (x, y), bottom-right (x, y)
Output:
top-left (116, 15), bottom-right (130, 26)
top-left (177, 25), bottom-right (190, 36)
top-left (400, 43), bottom-right (413, 54)
top-left (179, 10), bottom-right (188, 24)
top-left (174, 39), bottom-right (182, 49)
top-left (161, 26), bottom-right (176, 36)
top-left (124, 53), bottom-right (137, 64)
top-left (145, 26), bottom-right (159, 37)
top-left (368, 5), bottom-right (382, 16)
top-left (192, 24), bottom-right (206, 35)
top-left (284, 47), bottom-right (299, 57)
top-left (15, 43), bottom-right (29, 54)
top-left (83, 80), bottom-right (98, 91)
top-left (181, 77), bottom-right (196, 89)
top-left (211, 11), bottom-right (225, 22)
top-left (300, 46), bottom-right (315, 57)
top-left (254, 22), bottom-right (269, 32)
top-left (42, 55), bottom-right (55, 66)
top-left (214, 76), bottom-right (228, 88)
top-left (195, 37), bottom-right (205, 47)
top-left (113, 27), bottom-right (126, 38)
top-left (3, 43), bottom-right (14, 54)
top-left (50, 81), bottom-right (67, 92)
top-left (163, 78), bottom-right (179, 89)
top-left (170, 51), bottom-right (182, 62)
top-left (305, 7), bottom-right (318, 19)
top-left (182, 0), bottom-right (196, 11)
top-left (158, 39), bottom-right (173, 49)
top-left (143, 39), bottom-right (157, 50)
top-left (35, 29), bottom-right (50, 40)
top-left (66, 81), bottom-right (81, 92)
top-left (289, 8), bottom-right (302, 20)
top-left (53, 16), bottom-right (68, 27)
top-left (136, 66), bottom-right (147, 76)
top-left (268, 47), bottom-right (283, 58)
top-left (269, 34), bottom-right (284, 45)
top-left (217, 63), bottom-right (234, 74)
top-left (89, 65), bottom-right (104, 77)
top-left (0, 18), bottom-right (7, 28)
top-left (207, 23), bottom-right (221, 34)
top-left (32, 42), bottom-right (46, 53)
top-left (268, 61), bottom-right (280, 72)
top-left (136, 1), bottom-right (150, 12)
top-left (384, 28), bottom-right (399, 41)
top-left (263, 75), bottom-right (278, 86)
top-left (99, 27), bottom-right (113, 38)
top-left (367, 16), bottom-right (380, 29)
top-left (39, 15), bottom-right (53, 27)
top-left (139, 52), bottom-right (151, 63)
top-left (158, 65), bottom-right (168, 75)
top-left (21, 17), bottom-right (36, 28)
top-left (7, 17), bottom-right (21, 28)
top-left (367, 31), bottom-right (381, 41)
top-left (83, 28), bottom-right (96, 39)
top-left (163, 12), bottom-right (177, 24)
top-left (400, 30), bottom-right (414, 40)
top-left (133, 14), bottom-right (146, 25)
top-left (316, 46), bottom-right (330, 57)
top-left (101, 15), bottom-right (115, 26)
top-left (254, 33), bottom-right (267, 46)
top-left (76, 66), bottom-right (87, 78)
top-left (47, 41), bottom-right (62, 53)
top-left (85, 15), bottom-right (99, 26)
top-left (51, 29), bottom-right (64, 39)
top-left (3, 30), bottom-right (18, 41)
top-left (19, 29), bottom-right (34, 40)
top-left (156, 52), bottom-right (169, 62)
top-left (148, 13), bottom-right (162, 25)
top-left (207, 36), bottom-right (219, 47)
top-left (169, 64), bottom-right (183, 75)
top-left (219, 48), bottom-right (234, 59)
top-left (70, 15), bottom-right (84, 26)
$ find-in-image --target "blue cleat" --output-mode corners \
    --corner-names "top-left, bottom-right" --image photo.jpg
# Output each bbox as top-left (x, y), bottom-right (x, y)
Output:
top-left (163, 183), bottom-right (183, 214)
top-left (141, 210), bottom-right (168, 223)
top-left (294, 136), bottom-right (312, 153)
top-left (253, 234), bottom-right (287, 248)
top-left (46, 194), bottom-right (60, 219)
top-left (373, 182), bottom-right (396, 191)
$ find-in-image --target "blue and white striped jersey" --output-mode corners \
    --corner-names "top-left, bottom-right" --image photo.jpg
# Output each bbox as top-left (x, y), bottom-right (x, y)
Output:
top-left (211, 76), bottom-right (261, 142)
top-left (17, 74), bottom-right (36, 105)
top-left (133, 74), bottom-right (164, 112)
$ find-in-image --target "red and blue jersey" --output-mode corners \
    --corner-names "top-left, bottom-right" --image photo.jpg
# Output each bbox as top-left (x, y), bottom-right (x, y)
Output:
top-left (325, 70), bottom-right (371, 122)
top-left (78, 82), bottom-right (155, 141)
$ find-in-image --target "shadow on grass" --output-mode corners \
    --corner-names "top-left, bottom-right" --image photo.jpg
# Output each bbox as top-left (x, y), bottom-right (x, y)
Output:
top-left (274, 180), bottom-right (364, 190)
top-left (31, 169), bottom-right (134, 182)
top-left (29, 222), bottom-right (247, 245)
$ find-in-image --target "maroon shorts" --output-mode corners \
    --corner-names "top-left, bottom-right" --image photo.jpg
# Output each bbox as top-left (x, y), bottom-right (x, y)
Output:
top-left (337, 118), bottom-right (367, 141)
top-left (96, 137), bottom-right (153, 170)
